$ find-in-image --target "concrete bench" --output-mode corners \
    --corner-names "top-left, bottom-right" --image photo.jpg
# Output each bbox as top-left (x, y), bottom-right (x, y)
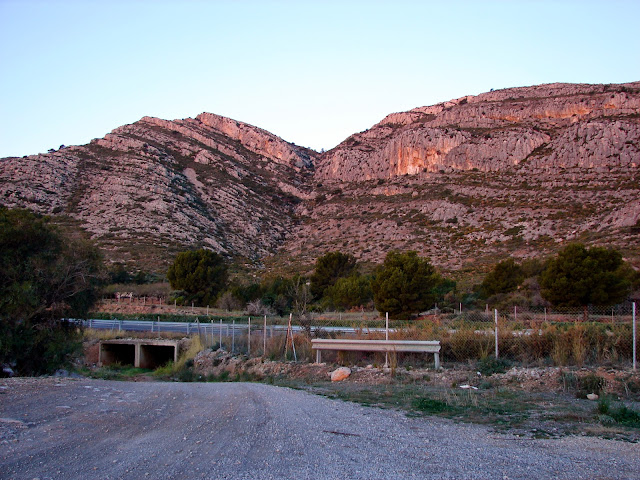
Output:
top-left (311, 338), bottom-right (441, 369)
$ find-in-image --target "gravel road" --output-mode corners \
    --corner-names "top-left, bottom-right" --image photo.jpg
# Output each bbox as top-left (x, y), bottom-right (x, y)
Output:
top-left (1, 377), bottom-right (638, 480)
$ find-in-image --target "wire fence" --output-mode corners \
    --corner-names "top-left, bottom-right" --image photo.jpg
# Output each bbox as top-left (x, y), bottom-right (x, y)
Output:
top-left (88, 303), bottom-right (637, 369)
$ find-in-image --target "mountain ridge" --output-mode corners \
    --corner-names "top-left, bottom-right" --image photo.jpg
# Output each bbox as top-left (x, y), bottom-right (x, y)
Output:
top-left (1, 81), bottom-right (639, 274)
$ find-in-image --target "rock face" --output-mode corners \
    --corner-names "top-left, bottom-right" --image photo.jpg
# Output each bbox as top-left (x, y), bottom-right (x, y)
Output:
top-left (317, 82), bottom-right (640, 180)
top-left (0, 113), bottom-right (316, 270)
top-left (1, 82), bottom-right (639, 273)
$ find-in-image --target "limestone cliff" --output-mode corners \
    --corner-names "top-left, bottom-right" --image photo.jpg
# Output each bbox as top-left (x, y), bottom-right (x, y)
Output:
top-left (317, 82), bottom-right (640, 180)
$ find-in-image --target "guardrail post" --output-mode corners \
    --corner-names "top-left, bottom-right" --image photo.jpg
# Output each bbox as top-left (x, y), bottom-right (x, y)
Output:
top-left (232, 319), bottom-right (235, 354)
top-left (263, 315), bottom-right (267, 356)
top-left (248, 317), bottom-right (251, 356)
top-left (219, 319), bottom-right (222, 349)
top-left (119, 320), bottom-right (122, 332)
top-left (385, 312), bottom-right (389, 368)
top-left (187, 322), bottom-right (190, 335)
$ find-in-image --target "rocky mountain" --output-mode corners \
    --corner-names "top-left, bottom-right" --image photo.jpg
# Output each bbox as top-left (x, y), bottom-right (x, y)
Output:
top-left (0, 113), bottom-right (316, 271)
top-left (1, 81), bottom-right (639, 276)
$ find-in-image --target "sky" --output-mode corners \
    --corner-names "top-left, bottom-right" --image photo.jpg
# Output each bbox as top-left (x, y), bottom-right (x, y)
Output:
top-left (1, 0), bottom-right (639, 158)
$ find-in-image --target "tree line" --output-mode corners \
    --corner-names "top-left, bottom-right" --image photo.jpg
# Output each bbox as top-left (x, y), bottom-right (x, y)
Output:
top-left (166, 245), bottom-right (638, 321)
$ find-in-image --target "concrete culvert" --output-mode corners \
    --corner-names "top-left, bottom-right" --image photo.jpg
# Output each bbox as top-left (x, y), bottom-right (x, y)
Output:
top-left (99, 340), bottom-right (179, 369)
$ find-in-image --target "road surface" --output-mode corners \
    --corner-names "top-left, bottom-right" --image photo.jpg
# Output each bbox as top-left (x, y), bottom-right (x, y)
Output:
top-left (1, 377), bottom-right (638, 479)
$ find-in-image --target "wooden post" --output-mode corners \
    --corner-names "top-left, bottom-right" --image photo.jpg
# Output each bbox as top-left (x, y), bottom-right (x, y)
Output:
top-left (263, 315), bottom-right (267, 356)
top-left (494, 309), bottom-right (499, 359)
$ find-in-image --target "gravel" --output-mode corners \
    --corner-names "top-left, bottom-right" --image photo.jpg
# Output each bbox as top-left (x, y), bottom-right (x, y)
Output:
top-left (1, 377), bottom-right (639, 479)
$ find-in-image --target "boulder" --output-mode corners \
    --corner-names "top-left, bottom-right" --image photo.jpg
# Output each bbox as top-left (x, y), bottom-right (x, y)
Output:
top-left (330, 367), bottom-right (351, 382)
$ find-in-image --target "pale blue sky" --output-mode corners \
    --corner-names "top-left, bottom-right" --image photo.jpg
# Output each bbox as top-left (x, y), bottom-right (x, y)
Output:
top-left (1, 0), bottom-right (639, 157)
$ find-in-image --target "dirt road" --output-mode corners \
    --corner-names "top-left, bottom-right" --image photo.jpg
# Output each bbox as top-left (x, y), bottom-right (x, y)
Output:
top-left (1, 377), bottom-right (638, 479)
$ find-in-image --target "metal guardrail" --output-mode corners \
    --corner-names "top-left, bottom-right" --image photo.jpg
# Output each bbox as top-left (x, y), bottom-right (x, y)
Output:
top-left (77, 318), bottom-right (386, 335)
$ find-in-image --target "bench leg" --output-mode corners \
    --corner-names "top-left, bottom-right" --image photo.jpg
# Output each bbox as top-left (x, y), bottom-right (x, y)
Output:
top-left (434, 352), bottom-right (440, 370)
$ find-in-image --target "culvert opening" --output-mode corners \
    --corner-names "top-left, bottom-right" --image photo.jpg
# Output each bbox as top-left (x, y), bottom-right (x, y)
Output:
top-left (100, 343), bottom-right (136, 367)
top-left (139, 344), bottom-right (176, 369)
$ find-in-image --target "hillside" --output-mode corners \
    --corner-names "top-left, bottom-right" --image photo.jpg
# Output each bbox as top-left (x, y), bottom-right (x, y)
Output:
top-left (1, 82), bottom-right (639, 275)
top-left (0, 113), bottom-right (316, 271)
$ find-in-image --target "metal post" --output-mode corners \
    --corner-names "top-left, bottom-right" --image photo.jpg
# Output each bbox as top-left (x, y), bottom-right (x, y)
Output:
top-left (119, 320), bottom-right (122, 332)
top-left (263, 315), bottom-right (267, 355)
top-left (191, 301), bottom-right (194, 313)
top-left (514, 305), bottom-right (517, 322)
top-left (232, 319), bottom-right (235, 354)
top-left (248, 317), bottom-right (251, 356)
top-left (633, 302), bottom-right (636, 371)
top-left (219, 319), bottom-right (222, 349)
top-left (187, 322), bottom-right (190, 335)
top-left (494, 309), bottom-right (499, 359)
top-left (207, 305), bottom-right (209, 316)
top-left (211, 320), bottom-right (214, 347)
top-left (459, 303), bottom-right (462, 315)
top-left (151, 321), bottom-right (154, 333)
top-left (544, 307), bottom-right (547, 323)
top-left (385, 312), bottom-right (389, 368)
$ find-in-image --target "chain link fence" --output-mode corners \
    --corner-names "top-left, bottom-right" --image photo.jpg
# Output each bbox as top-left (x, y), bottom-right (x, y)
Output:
top-left (194, 303), bottom-right (637, 369)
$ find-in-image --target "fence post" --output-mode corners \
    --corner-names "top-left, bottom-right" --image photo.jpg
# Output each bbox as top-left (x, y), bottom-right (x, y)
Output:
top-left (219, 319), bottom-right (222, 349)
top-left (494, 309), bottom-right (499, 359)
top-left (211, 320), bottom-right (214, 347)
top-left (385, 312), bottom-right (389, 368)
top-left (248, 317), bottom-right (251, 356)
top-left (633, 302), bottom-right (637, 371)
top-left (263, 315), bottom-right (267, 355)
top-left (232, 319), bottom-right (235, 354)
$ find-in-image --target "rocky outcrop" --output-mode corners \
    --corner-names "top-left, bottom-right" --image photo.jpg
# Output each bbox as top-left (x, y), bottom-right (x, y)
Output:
top-left (317, 82), bottom-right (640, 180)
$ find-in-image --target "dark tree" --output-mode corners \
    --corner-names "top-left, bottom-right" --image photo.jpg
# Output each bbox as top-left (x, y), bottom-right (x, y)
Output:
top-left (0, 208), bottom-right (103, 375)
top-left (479, 258), bottom-right (524, 297)
top-left (325, 274), bottom-right (373, 310)
top-left (539, 243), bottom-right (631, 320)
top-left (310, 251), bottom-right (357, 300)
top-left (371, 251), bottom-right (442, 319)
top-left (167, 249), bottom-right (228, 306)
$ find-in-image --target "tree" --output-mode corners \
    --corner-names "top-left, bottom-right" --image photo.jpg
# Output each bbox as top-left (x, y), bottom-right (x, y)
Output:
top-left (539, 243), bottom-right (631, 320)
top-left (325, 274), bottom-right (373, 310)
top-left (0, 208), bottom-right (103, 375)
top-left (479, 258), bottom-right (524, 297)
top-left (310, 251), bottom-right (357, 300)
top-left (167, 249), bottom-right (227, 306)
top-left (371, 251), bottom-right (442, 319)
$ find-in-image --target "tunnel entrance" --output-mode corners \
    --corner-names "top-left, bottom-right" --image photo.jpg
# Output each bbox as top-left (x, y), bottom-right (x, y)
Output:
top-left (99, 340), bottom-right (179, 369)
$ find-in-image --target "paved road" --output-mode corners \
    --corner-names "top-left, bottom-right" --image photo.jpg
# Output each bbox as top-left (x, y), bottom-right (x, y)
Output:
top-left (1, 378), bottom-right (639, 480)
